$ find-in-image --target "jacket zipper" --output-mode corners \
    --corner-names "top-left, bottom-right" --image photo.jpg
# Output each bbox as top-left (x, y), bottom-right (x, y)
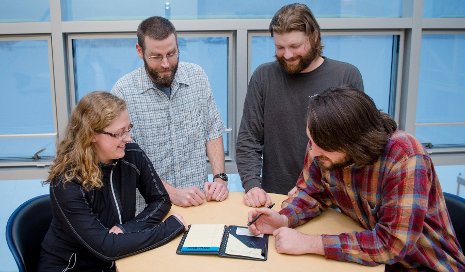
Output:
top-left (109, 168), bottom-right (122, 224)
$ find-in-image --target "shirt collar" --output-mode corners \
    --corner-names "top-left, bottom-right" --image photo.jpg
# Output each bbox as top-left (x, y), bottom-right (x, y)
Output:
top-left (137, 62), bottom-right (189, 94)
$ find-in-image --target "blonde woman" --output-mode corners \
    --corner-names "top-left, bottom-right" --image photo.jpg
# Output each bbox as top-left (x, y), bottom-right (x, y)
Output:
top-left (38, 91), bottom-right (186, 272)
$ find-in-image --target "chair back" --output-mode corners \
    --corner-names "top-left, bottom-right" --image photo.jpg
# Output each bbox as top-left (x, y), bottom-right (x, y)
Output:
top-left (6, 194), bottom-right (52, 272)
top-left (444, 192), bottom-right (465, 249)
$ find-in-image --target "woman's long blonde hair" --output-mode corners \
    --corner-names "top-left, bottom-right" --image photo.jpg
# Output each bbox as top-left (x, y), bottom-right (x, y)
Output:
top-left (46, 91), bottom-right (127, 190)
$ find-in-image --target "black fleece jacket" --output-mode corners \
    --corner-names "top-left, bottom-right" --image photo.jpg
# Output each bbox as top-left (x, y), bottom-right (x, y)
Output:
top-left (39, 143), bottom-right (185, 272)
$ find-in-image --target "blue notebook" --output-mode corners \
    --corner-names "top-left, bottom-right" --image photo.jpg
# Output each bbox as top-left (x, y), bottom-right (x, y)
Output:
top-left (176, 224), bottom-right (268, 261)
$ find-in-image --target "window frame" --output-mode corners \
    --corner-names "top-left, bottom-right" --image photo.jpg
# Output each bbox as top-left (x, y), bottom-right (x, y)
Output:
top-left (1, 0), bottom-right (465, 179)
top-left (414, 30), bottom-right (465, 152)
top-left (0, 35), bottom-right (57, 168)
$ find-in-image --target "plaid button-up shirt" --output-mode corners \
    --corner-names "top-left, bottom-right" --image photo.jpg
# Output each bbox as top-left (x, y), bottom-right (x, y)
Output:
top-left (280, 130), bottom-right (465, 271)
top-left (112, 62), bottom-right (224, 190)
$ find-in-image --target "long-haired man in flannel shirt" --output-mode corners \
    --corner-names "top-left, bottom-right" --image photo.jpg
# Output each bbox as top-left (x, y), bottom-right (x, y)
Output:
top-left (247, 86), bottom-right (465, 271)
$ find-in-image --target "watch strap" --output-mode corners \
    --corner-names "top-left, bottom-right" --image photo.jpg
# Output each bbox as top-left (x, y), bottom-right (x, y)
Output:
top-left (213, 173), bottom-right (228, 182)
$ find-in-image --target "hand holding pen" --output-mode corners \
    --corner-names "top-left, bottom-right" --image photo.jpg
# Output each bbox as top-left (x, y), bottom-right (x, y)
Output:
top-left (247, 202), bottom-right (289, 236)
top-left (247, 203), bottom-right (275, 226)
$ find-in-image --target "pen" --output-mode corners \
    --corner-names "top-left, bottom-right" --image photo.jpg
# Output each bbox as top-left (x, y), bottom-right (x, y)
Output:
top-left (247, 203), bottom-right (275, 226)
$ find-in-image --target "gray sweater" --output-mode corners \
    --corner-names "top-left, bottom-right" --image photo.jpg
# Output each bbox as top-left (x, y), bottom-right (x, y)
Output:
top-left (236, 57), bottom-right (364, 194)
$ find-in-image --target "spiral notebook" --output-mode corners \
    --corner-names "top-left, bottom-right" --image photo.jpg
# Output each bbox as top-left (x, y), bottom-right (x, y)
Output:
top-left (176, 224), bottom-right (268, 261)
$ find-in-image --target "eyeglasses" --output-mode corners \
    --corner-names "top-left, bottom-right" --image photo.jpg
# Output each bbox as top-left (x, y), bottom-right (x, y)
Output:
top-left (99, 124), bottom-right (133, 140)
top-left (147, 50), bottom-right (178, 63)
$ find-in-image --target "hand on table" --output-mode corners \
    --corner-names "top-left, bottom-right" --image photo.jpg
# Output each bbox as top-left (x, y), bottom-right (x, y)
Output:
top-left (243, 187), bottom-right (273, 207)
top-left (204, 180), bottom-right (229, 202)
top-left (169, 186), bottom-right (206, 207)
top-left (273, 227), bottom-right (324, 255)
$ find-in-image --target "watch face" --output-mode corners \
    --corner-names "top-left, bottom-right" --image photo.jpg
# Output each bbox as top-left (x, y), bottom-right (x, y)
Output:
top-left (215, 173), bottom-right (228, 181)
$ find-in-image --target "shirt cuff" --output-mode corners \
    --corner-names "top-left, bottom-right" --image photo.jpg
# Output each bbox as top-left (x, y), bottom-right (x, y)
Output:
top-left (165, 215), bottom-right (186, 235)
top-left (243, 179), bottom-right (262, 192)
top-left (322, 234), bottom-right (345, 262)
top-left (278, 207), bottom-right (299, 228)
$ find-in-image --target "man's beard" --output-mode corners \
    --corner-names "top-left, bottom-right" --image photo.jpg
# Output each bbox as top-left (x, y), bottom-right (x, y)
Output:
top-left (276, 45), bottom-right (318, 74)
top-left (144, 59), bottom-right (178, 87)
top-left (314, 155), bottom-right (353, 171)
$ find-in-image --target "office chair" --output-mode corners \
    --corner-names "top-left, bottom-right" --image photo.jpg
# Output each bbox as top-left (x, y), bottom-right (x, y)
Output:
top-left (6, 194), bottom-right (52, 272)
top-left (443, 192), bottom-right (465, 249)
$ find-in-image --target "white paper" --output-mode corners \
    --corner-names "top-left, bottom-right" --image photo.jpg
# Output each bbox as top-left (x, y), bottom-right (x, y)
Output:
top-left (183, 224), bottom-right (225, 248)
top-left (225, 234), bottom-right (264, 259)
top-left (235, 227), bottom-right (264, 238)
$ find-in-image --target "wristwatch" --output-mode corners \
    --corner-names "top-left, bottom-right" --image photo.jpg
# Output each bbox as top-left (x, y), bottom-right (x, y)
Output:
top-left (213, 173), bottom-right (228, 182)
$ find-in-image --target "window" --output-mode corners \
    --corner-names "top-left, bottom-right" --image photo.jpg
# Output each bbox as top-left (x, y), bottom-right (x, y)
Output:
top-left (423, 0), bottom-right (465, 18)
top-left (416, 33), bottom-right (465, 147)
top-left (0, 38), bottom-right (55, 160)
top-left (0, 0), bottom-right (50, 22)
top-left (61, 0), bottom-right (406, 21)
top-left (71, 37), bottom-right (142, 101)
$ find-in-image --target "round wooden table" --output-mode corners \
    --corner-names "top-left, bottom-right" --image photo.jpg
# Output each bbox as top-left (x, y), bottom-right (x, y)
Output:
top-left (116, 192), bottom-right (384, 272)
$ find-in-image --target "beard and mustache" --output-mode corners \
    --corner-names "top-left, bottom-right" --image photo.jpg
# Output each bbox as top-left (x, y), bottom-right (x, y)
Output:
top-left (275, 41), bottom-right (319, 74)
top-left (313, 155), bottom-right (353, 171)
top-left (143, 58), bottom-right (178, 87)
